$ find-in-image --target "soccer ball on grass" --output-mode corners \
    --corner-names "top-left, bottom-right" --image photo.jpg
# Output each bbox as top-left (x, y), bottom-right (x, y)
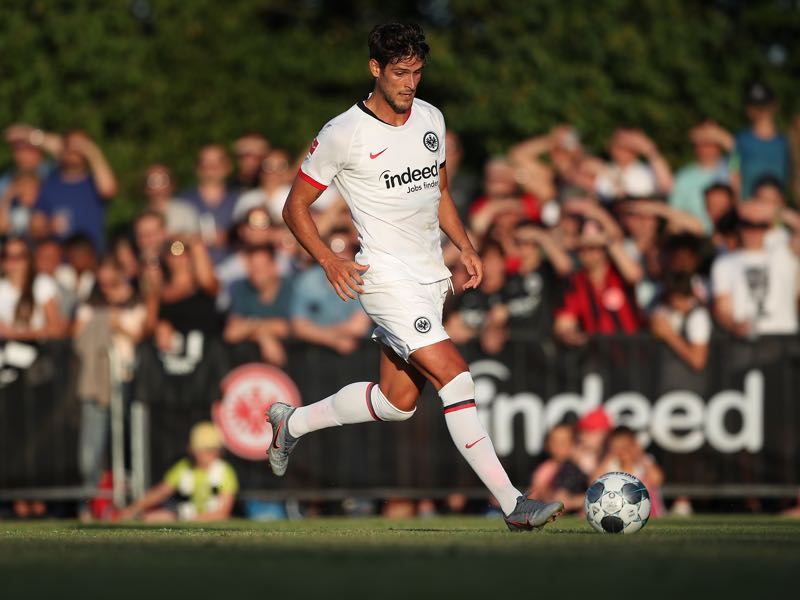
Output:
top-left (585, 471), bottom-right (650, 534)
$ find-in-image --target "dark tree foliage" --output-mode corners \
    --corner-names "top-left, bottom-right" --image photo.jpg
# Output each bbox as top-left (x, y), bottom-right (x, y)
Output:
top-left (0, 0), bottom-right (797, 228)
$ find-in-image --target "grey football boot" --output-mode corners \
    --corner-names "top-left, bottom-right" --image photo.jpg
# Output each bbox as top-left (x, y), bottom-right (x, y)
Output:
top-left (504, 495), bottom-right (564, 532)
top-left (267, 402), bottom-right (299, 477)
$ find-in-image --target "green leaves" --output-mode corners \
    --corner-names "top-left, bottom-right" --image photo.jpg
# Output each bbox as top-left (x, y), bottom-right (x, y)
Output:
top-left (0, 0), bottom-right (796, 231)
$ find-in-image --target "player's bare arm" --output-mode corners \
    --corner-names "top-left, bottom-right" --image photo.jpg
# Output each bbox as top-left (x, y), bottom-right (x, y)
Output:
top-left (282, 177), bottom-right (368, 301)
top-left (438, 165), bottom-right (483, 290)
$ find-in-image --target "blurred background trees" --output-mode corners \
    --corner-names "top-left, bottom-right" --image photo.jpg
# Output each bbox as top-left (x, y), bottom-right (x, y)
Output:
top-left (0, 0), bottom-right (797, 226)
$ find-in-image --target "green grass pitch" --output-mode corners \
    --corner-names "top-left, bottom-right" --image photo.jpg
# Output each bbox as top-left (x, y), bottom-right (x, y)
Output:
top-left (2, 516), bottom-right (798, 599)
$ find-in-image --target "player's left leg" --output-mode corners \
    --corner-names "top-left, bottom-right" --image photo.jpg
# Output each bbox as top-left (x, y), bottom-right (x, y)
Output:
top-left (409, 340), bottom-right (521, 515)
top-left (410, 340), bottom-right (563, 529)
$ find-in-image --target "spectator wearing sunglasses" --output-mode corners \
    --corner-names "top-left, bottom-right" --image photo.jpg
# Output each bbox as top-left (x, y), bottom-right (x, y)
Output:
top-left (711, 201), bottom-right (800, 337)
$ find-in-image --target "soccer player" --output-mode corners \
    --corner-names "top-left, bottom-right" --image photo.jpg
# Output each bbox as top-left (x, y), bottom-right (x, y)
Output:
top-left (268, 22), bottom-right (563, 531)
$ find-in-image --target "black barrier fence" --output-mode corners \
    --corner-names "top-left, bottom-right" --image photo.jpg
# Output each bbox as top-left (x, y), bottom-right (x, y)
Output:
top-left (0, 341), bottom-right (81, 490)
top-left (1, 334), bottom-right (799, 499)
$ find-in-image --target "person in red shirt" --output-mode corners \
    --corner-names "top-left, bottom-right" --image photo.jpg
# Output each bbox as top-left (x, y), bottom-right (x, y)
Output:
top-left (554, 201), bottom-right (644, 345)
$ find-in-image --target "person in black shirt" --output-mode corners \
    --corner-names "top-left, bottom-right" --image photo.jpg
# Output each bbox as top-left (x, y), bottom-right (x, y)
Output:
top-left (154, 238), bottom-right (221, 357)
top-left (446, 241), bottom-right (509, 354)
top-left (504, 220), bottom-right (572, 340)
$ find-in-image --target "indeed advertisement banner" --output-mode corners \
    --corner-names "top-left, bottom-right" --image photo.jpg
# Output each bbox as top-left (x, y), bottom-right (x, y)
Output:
top-left (178, 337), bottom-right (799, 492)
top-left (471, 360), bottom-right (763, 456)
top-left (2, 336), bottom-right (797, 494)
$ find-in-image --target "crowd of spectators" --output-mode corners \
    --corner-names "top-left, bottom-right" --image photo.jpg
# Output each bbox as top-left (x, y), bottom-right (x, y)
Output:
top-left (2, 80), bottom-right (799, 519)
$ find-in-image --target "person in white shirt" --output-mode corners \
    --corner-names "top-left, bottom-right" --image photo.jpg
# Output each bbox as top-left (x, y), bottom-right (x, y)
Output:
top-left (0, 237), bottom-right (64, 340)
top-left (267, 22), bottom-right (563, 532)
top-left (651, 271), bottom-right (712, 372)
top-left (595, 128), bottom-right (673, 202)
top-left (711, 201), bottom-right (800, 337)
top-left (234, 149), bottom-right (293, 225)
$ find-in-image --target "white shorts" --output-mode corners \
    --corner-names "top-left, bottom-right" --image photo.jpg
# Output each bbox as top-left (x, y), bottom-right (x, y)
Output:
top-left (359, 278), bottom-right (451, 362)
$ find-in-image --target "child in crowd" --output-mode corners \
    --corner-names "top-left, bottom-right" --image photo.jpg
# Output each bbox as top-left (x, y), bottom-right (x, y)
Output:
top-left (651, 271), bottom-right (712, 372)
top-left (529, 423), bottom-right (587, 513)
top-left (595, 426), bottom-right (665, 517)
top-left (573, 407), bottom-right (613, 478)
top-left (117, 421), bottom-right (238, 522)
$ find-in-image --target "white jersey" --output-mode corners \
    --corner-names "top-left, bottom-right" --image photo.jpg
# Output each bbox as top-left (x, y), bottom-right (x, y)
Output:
top-left (300, 96), bottom-right (451, 286)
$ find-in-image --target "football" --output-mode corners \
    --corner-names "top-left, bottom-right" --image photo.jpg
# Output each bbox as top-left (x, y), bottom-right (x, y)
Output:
top-left (585, 471), bottom-right (651, 534)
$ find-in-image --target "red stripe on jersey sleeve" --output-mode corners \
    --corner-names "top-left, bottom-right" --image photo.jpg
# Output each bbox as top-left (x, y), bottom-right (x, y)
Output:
top-left (297, 169), bottom-right (328, 191)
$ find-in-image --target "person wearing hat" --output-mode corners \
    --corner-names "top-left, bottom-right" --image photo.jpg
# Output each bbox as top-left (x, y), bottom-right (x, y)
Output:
top-left (733, 81), bottom-right (791, 198)
top-left (117, 421), bottom-right (238, 522)
top-left (669, 120), bottom-right (735, 233)
top-left (573, 407), bottom-right (613, 478)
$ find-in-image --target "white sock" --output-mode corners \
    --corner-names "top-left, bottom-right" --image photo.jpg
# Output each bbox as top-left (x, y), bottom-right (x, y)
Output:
top-left (439, 371), bottom-right (521, 515)
top-left (288, 381), bottom-right (413, 438)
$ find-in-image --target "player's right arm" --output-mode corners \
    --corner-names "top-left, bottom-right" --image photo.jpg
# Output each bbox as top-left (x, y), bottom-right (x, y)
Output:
top-left (285, 122), bottom-right (368, 301)
top-left (283, 176), bottom-right (368, 302)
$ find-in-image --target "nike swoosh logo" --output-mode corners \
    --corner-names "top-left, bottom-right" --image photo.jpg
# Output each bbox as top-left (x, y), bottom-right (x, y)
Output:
top-left (272, 421), bottom-right (282, 449)
top-left (369, 148), bottom-right (388, 159)
top-left (465, 436), bottom-right (486, 449)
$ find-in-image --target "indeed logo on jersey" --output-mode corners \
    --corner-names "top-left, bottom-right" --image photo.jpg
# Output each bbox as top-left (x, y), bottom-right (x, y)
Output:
top-left (380, 161), bottom-right (439, 193)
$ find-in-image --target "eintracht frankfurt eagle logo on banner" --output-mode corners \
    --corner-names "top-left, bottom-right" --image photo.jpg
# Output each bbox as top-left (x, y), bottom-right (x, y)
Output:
top-left (212, 363), bottom-right (302, 460)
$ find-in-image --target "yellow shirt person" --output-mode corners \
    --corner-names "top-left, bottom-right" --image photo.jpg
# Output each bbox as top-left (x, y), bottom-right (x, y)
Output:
top-left (117, 422), bottom-right (238, 522)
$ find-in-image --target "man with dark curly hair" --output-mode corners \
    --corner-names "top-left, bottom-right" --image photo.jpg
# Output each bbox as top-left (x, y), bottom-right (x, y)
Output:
top-left (269, 22), bottom-right (563, 532)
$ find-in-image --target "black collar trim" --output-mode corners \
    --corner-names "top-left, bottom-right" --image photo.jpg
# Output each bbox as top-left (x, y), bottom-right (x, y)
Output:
top-left (357, 100), bottom-right (396, 126)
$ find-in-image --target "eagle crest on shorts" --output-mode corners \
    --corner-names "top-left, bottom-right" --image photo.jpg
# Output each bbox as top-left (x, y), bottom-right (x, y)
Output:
top-left (414, 317), bottom-right (432, 333)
